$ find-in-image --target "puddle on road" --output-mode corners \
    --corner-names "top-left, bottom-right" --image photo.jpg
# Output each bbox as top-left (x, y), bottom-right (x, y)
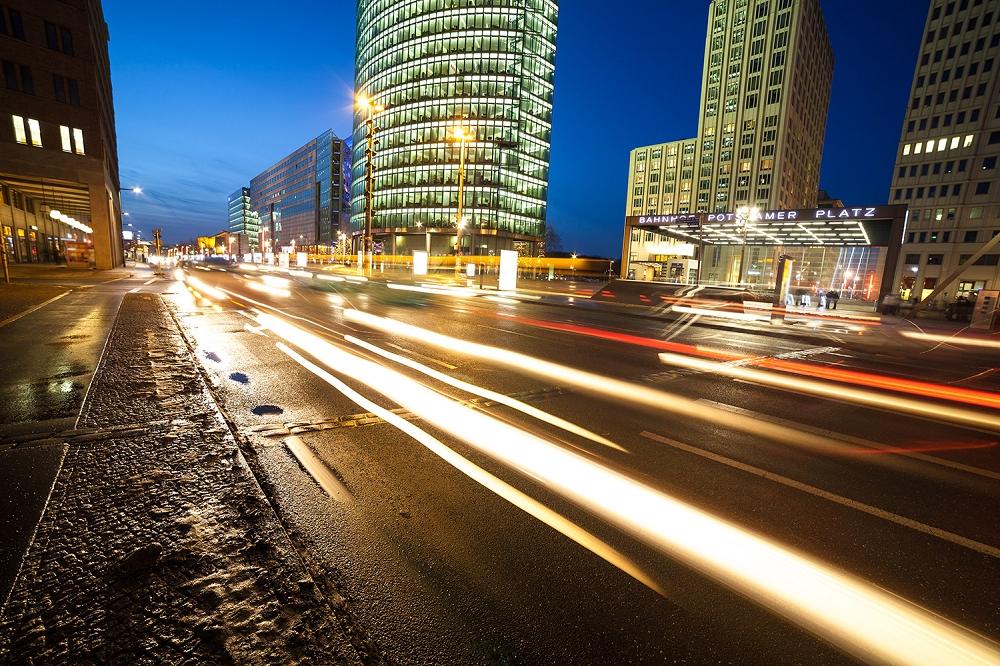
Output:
top-left (203, 351), bottom-right (222, 363)
top-left (229, 372), bottom-right (249, 384)
top-left (251, 405), bottom-right (283, 416)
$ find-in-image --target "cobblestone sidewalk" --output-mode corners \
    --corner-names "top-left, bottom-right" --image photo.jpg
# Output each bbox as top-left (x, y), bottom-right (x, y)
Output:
top-left (0, 293), bottom-right (360, 663)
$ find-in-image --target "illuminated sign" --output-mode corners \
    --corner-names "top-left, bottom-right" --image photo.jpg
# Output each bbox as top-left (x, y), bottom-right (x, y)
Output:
top-left (634, 206), bottom-right (900, 227)
top-left (412, 250), bottom-right (428, 276)
top-left (627, 205), bottom-right (907, 247)
top-left (498, 250), bottom-right (518, 291)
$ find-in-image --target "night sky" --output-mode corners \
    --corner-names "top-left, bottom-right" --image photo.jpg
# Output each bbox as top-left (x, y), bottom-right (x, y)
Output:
top-left (105, 0), bottom-right (927, 255)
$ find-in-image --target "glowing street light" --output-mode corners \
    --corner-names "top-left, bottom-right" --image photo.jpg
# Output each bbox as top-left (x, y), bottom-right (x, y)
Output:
top-left (357, 92), bottom-right (386, 274)
top-left (450, 122), bottom-right (474, 272)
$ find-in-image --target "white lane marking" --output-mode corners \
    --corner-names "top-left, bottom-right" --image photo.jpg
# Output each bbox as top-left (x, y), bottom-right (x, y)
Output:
top-left (143, 278), bottom-right (156, 285)
top-left (697, 398), bottom-right (1000, 482)
top-left (0, 290), bottom-right (70, 328)
top-left (284, 435), bottom-right (351, 503)
top-left (127, 287), bottom-right (141, 293)
top-left (640, 430), bottom-right (1000, 560)
top-left (473, 323), bottom-right (544, 340)
top-left (385, 342), bottom-right (457, 369)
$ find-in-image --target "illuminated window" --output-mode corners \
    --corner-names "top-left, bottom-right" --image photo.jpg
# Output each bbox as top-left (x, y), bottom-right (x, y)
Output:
top-left (12, 115), bottom-right (26, 144)
top-left (740, 160), bottom-right (751, 172)
top-left (27, 118), bottom-right (41, 146)
top-left (937, 138), bottom-right (947, 151)
top-left (964, 134), bottom-right (974, 147)
top-left (925, 140), bottom-right (934, 153)
top-left (59, 125), bottom-right (71, 152)
top-left (950, 136), bottom-right (960, 149)
top-left (903, 143), bottom-right (911, 155)
top-left (72, 128), bottom-right (84, 154)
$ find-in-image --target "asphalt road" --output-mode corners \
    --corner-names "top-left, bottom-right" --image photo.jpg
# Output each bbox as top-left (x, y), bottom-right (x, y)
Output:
top-left (164, 265), bottom-right (1000, 664)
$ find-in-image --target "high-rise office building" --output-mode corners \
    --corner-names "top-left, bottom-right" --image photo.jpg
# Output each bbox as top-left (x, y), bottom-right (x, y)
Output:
top-left (0, 0), bottom-right (123, 268)
top-left (352, 0), bottom-right (559, 257)
top-left (888, 0), bottom-right (1000, 303)
top-left (227, 186), bottom-right (258, 250)
top-left (625, 0), bottom-right (833, 220)
top-left (249, 130), bottom-right (351, 252)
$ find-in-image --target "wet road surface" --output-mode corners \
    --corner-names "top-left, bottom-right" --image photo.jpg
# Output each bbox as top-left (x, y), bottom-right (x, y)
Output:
top-left (166, 265), bottom-right (1000, 663)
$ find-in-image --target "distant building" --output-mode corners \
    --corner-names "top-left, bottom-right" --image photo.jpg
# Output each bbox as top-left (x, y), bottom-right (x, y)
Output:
top-left (888, 0), bottom-right (1000, 302)
top-left (351, 0), bottom-right (560, 257)
top-left (227, 186), bottom-right (258, 250)
top-left (622, 0), bottom-right (836, 284)
top-left (249, 130), bottom-right (351, 252)
top-left (817, 189), bottom-right (845, 208)
top-left (0, 0), bottom-right (123, 268)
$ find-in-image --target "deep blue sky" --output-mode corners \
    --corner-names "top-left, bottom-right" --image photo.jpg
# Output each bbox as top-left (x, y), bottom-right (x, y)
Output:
top-left (105, 0), bottom-right (926, 255)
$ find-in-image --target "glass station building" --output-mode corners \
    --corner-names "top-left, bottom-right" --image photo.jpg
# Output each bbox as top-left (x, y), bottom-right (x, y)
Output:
top-left (622, 205), bottom-right (908, 303)
top-left (352, 0), bottom-right (559, 257)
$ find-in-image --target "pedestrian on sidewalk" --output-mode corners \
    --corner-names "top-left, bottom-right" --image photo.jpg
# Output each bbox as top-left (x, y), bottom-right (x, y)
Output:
top-left (826, 290), bottom-right (840, 310)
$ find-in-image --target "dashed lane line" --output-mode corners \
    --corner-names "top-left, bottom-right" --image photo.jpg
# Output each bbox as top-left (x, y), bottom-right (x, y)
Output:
top-left (284, 435), bottom-right (352, 503)
top-left (640, 430), bottom-right (1000, 560)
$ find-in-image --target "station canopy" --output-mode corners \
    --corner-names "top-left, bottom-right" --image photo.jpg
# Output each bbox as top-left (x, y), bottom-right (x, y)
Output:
top-left (628, 205), bottom-right (908, 247)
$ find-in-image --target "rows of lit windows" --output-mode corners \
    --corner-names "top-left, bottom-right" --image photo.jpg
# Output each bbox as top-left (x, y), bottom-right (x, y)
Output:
top-left (360, 33), bottom-right (526, 84)
top-left (358, 9), bottom-right (520, 68)
top-left (902, 134), bottom-right (975, 155)
top-left (353, 0), bottom-right (558, 240)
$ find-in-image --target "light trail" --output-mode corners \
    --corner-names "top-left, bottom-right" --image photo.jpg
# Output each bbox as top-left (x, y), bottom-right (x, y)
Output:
top-left (657, 352), bottom-right (1000, 432)
top-left (183, 274), bottom-right (227, 301)
top-left (344, 335), bottom-right (627, 452)
top-left (671, 304), bottom-right (770, 322)
top-left (340, 309), bottom-right (888, 455)
top-left (503, 316), bottom-right (1000, 410)
top-left (901, 331), bottom-right (1000, 350)
top-left (272, 340), bottom-right (663, 596)
top-left (387, 283), bottom-right (479, 298)
top-left (266, 311), bottom-right (1000, 665)
top-left (246, 281), bottom-right (291, 298)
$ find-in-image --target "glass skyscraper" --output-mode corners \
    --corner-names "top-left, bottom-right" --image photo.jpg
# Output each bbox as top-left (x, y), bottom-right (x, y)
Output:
top-left (227, 187), bottom-right (259, 250)
top-left (352, 0), bottom-right (559, 257)
top-left (249, 130), bottom-right (352, 252)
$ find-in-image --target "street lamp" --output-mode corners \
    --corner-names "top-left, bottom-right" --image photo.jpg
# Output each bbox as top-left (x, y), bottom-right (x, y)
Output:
top-left (450, 122), bottom-right (473, 273)
top-left (357, 93), bottom-right (385, 274)
top-left (734, 205), bottom-right (760, 286)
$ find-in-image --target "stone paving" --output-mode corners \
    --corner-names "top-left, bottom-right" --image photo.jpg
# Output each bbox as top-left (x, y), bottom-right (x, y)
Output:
top-left (0, 292), bottom-right (360, 664)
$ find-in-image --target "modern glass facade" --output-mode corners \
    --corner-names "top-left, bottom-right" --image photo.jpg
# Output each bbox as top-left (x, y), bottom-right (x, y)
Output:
top-left (352, 0), bottom-right (559, 256)
top-left (249, 131), bottom-right (351, 252)
top-left (227, 187), bottom-right (259, 250)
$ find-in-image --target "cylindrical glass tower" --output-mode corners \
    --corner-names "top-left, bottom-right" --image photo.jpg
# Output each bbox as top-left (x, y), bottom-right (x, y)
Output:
top-left (352, 1), bottom-right (559, 257)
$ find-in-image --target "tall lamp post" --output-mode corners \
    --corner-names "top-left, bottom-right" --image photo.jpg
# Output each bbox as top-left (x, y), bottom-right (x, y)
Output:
top-left (357, 94), bottom-right (385, 275)
top-left (734, 205), bottom-right (759, 286)
top-left (450, 123), bottom-right (473, 274)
